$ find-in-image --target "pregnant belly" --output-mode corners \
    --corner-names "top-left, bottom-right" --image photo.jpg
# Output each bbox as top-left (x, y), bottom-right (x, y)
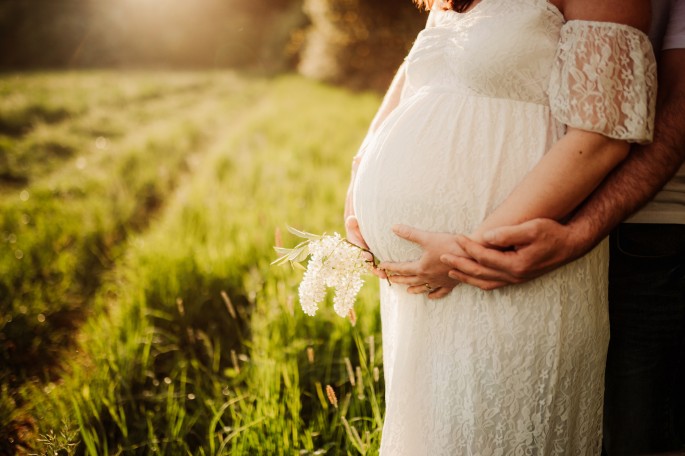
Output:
top-left (353, 127), bottom-right (478, 263)
top-left (352, 94), bottom-right (557, 263)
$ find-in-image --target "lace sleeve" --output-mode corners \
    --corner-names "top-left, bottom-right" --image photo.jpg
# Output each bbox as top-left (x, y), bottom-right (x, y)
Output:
top-left (549, 21), bottom-right (657, 144)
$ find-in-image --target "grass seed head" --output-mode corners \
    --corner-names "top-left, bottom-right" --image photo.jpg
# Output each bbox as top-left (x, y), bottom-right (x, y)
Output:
top-left (356, 366), bottom-right (364, 399)
top-left (344, 357), bottom-right (355, 386)
top-left (369, 335), bottom-right (375, 366)
top-left (325, 384), bottom-right (338, 408)
top-left (348, 308), bottom-right (357, 326)
top-left (221, 290), bottom-right (237, 319)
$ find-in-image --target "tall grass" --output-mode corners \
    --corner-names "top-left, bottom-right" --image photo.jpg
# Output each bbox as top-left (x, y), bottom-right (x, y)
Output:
top-left (2, 72), bottom-right (386, 454)
top-left (1, 72), bottom-right (259, 384)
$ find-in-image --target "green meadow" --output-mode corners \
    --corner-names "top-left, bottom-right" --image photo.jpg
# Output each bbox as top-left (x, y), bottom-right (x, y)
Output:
top-left (0, 70), bottom-right (385, 455)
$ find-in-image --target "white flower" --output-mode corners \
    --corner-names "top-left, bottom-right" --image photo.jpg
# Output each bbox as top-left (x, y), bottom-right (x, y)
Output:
top-left (296, 233), bottom-right (368, 317)
top-left (273, 228), bottom-right (374, 318)
top-left (298, 256), bottom-right (326, 316)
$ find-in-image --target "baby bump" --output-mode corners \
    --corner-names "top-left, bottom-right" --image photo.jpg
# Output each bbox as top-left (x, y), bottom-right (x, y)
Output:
top-left (352, 99), bottom-right (488, 263)
top-left (352, 94), bottom-right (557, 263)
top-left (353, 137), bottom-right (471, 263)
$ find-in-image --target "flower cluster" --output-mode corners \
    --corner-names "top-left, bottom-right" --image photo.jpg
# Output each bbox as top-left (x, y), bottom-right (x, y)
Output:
top-left (273, 228), bottom-right (372, 318)
top-left (298, 233), bottom-right (367, 317)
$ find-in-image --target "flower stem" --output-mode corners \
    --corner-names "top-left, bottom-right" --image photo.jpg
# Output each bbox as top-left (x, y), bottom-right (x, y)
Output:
top-left (342, 238), bottom-right (391, 286)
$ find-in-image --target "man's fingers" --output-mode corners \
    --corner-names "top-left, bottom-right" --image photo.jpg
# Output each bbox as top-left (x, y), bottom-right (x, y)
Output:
top-left (481, 219), bottom-right (540, 248)
top-left (391, 224), bottom-right (427, 245)
top-left (455, 235), bottom-right (518, 273)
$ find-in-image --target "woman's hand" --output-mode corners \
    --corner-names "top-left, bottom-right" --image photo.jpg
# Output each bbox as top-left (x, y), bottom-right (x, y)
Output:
top-left (345, 215), bottom-right (369, 249)
top-left (345, 215), bottom-right (387, 279)
top-left (379, 224), bottom-right (467, 299)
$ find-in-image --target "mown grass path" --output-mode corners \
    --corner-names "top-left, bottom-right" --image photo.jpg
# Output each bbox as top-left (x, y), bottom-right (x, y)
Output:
top-left (1, 71), bottom-right (385, 455)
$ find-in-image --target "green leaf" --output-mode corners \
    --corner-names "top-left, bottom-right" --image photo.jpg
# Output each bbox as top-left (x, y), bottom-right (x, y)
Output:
top-left (273, 246), bottom-right (294, 256)
top-left (286, 226), bottom-right (322, 241)
top-left (292, 246), bottom-right (311, 263)
top-left (271, 241), bottom-right (312, 267)
top-left (270, 255), bottom-right (290, 266)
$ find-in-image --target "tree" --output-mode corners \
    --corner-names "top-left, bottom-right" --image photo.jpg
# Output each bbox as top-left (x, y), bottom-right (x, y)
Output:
top-left (298, 0), bottom-right (425, 91)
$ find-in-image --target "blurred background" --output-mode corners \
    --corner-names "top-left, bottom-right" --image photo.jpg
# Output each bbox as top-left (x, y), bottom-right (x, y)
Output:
top-left (0, 0), bottom-right (428, 454)
top-left (0, 0), bottom-right (426, 90)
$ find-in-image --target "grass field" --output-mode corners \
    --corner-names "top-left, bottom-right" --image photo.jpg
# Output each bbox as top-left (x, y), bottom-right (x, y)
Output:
top-left (0, 70), bottom-right (385, 455)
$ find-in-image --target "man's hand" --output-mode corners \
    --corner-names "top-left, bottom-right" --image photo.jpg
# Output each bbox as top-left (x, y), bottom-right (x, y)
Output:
top-left (379, 224), bottom-right (466, 299)
top-left (441, 218), bottom-right (587, 290)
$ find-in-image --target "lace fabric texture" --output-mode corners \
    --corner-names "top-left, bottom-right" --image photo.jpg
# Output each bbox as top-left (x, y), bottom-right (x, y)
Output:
top-left (550, 20), bottom-right (657, 143)
top-left (352, 0), bottom-right (656, 454)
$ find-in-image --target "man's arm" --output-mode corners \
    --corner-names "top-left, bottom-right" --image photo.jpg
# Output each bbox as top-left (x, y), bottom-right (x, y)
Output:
top-left (444, 48), bottom-right (685, 290)
top-left (571, 48), bottom-right (685, 244)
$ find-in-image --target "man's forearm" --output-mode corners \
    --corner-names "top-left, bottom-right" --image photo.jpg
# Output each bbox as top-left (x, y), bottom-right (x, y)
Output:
top-left (567, 49), bottom-right (685, 252)
top-left (442, 51), bottom-right (685, 291)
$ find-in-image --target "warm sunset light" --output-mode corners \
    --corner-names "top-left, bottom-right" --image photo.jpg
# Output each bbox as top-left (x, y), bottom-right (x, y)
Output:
top-left (18, 0), bottom-right (684, 454)
top-left (0, 0), bottom-right (307, 70)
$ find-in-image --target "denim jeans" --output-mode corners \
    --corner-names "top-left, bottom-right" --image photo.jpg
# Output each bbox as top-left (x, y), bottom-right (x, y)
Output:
top-left (603, 224), bottom-right (685, 455)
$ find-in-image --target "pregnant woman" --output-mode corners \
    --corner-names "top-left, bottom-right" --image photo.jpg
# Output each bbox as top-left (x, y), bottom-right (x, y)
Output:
top-left (344, 0), bottom-right (656, 453)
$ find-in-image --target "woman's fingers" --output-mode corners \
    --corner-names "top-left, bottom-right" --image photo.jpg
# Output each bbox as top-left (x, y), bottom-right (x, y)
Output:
top-left (406, 284), bottom-right (432, 294)
top-left (406, 285), bottom-right (456, 297)
top-left (406, 283), bottom-right (459, 296)
top-left (391, 224), bottom-right (428, 246)
top-left (388, 274), bottom-right (424, 286)
top-left (447, 268), bottom-right (509, 291)
top-left (345, 215), bottom-right (369, 249)
top-left (378, 260), bottom-right (417, 276)
top-left (372, 267), bottom-right (388, 279)
top-left (428, 287), bottom-right (453, 299)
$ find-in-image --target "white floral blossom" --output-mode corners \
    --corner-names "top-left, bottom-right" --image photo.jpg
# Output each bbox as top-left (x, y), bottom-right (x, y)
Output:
top-left (332, 274), bottom-right (364, 318)
top-left (298, 254), bottom-right (326, 316)
top-left (274, 228), bottom-right (372, 318)
top-left (301, 233), bottom-right (368, 317)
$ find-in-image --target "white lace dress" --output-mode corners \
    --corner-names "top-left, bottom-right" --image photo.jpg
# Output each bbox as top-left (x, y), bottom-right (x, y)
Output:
top-left (352, 0), bottom-right (656, 454)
